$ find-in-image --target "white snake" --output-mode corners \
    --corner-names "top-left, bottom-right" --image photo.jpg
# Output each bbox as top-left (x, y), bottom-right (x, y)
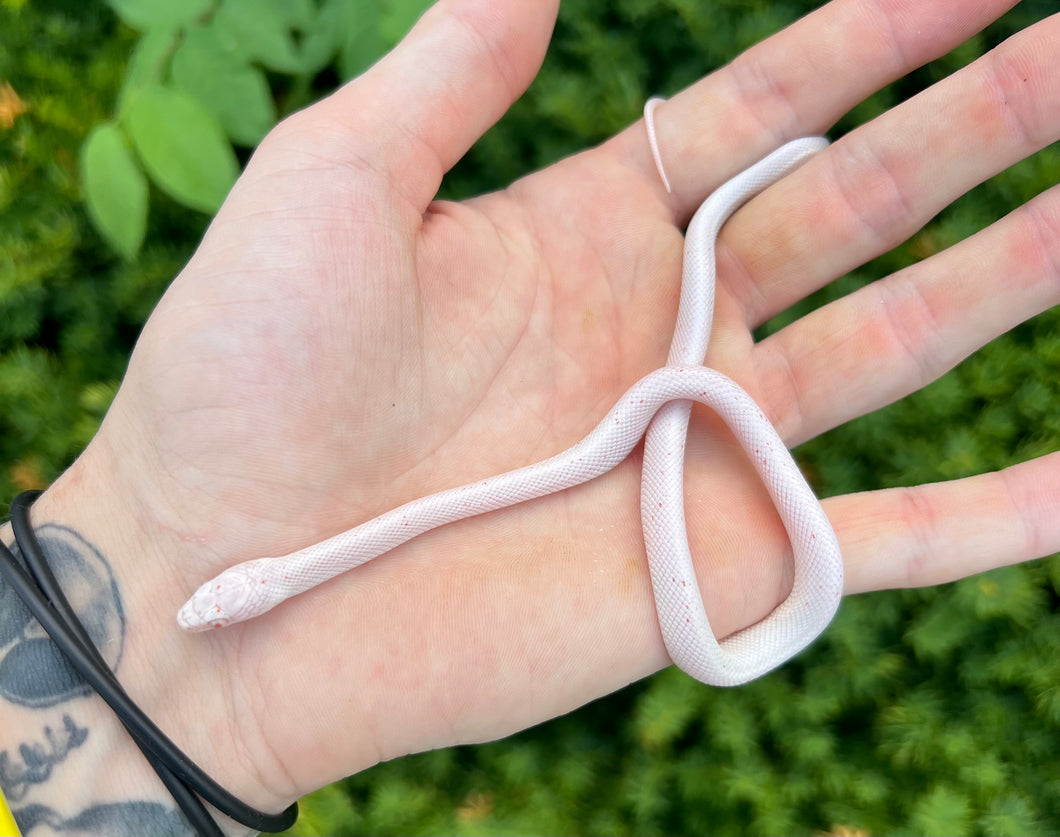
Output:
top-left (177, 103), bottom-right (843, 687)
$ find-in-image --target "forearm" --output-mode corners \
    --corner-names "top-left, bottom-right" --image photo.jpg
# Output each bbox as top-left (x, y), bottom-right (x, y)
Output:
top-left (0, 449), bottom-right (267, 837)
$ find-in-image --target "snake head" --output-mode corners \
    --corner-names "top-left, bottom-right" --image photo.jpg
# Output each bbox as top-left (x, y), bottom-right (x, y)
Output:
top-left (176, 568), bottom-right (257, 632)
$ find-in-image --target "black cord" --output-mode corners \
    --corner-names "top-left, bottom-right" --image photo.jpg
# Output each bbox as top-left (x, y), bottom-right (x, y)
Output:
top-left (2, 491), bottom-right (298, 836)
top-left (5, 492), bottom-right (224, 837)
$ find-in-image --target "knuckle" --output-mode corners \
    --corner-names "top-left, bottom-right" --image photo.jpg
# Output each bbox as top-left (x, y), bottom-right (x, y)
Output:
top-left (725, 51), bottom-right (799, 145)
top-left (750, 344), bottom-right (808, 444)
top-left (980, 34), bottom-right (1058, 152)
top-left (876, 273), bottom-right (945, 392)
top-left (1020, 192), bottom-right (1060, 292)
top-left (824, 135), bottom-right (916, 253)
top-left (895, 486), bottom-right (940, 588)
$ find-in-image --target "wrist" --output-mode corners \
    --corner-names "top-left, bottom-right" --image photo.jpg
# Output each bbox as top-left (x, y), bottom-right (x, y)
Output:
top-left (1, 439), bottom-right (293, 834)
top-left (0, 516), bottom-right (203, 835)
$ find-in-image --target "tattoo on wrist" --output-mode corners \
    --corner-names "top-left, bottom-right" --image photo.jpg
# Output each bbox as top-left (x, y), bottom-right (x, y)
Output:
top-left (12, 801), bottom-right (191, 837)
top-left (1, 525), bottom-right (125, 707)
top-left (1, 525), bottom-right (193, 836)
top-left (0, 715), bottom-right (87, 800)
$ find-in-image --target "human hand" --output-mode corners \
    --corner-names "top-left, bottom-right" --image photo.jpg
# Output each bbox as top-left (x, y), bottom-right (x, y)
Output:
top-left (15, 0), bottom-right (1060, 823)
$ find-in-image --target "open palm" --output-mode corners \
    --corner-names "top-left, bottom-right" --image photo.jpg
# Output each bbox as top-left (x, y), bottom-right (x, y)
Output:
top-left (56, 0), bottom-right (1060, 814)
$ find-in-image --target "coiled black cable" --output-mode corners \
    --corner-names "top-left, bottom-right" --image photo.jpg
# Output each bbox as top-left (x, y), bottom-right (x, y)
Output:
top-left (1, 490), bottom-right (298, 836)
top-left (2, 492), bottom-right (223, 837)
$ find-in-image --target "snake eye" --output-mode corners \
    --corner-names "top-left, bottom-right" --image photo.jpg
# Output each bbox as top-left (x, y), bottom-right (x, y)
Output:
top-left (177, 588), bottom-right (232, 632)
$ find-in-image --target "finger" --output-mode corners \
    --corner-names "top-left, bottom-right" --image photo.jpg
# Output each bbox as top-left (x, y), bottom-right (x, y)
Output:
top-left (305, 0), bottom-right (558, 210)
top-left (720, 10), bottom-right (1060, 328)
top-left (827, 452), bottom-right (1060, 594)
top-left (605, 0), bottom-right (1020, 218)
top-left (750, 180), bottom-right (1060, 445)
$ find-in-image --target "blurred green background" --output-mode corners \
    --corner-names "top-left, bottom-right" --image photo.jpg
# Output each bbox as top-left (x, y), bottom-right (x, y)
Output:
top-left (3, 0), bottom-right (1060, 834)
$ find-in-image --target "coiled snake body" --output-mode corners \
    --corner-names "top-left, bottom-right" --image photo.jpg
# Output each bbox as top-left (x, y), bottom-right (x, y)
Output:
top-left (178, 132), bottom-right (843, 687)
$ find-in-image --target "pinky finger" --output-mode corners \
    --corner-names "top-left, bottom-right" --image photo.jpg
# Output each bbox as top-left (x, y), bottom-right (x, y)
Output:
top-left (828, 452), bottom-right (1060, 594)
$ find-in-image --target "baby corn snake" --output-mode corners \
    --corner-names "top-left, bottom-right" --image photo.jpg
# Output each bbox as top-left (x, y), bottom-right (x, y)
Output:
top-left (178, 103), bottom-right (842, 687)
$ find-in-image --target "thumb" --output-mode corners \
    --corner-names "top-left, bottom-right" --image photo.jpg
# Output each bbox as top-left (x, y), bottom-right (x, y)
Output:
top-left (312, 0), bottom-right (559, 210)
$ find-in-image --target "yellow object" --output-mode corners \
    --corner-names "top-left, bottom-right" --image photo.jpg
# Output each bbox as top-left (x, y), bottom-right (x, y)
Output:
top-left (0, 785), bottom-right (20, 837)
top-left (0, 82), bottom-right (27, 129)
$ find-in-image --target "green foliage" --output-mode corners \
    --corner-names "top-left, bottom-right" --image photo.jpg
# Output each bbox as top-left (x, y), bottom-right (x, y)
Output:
top-left (80, 122), bottom-right (148, 257)
top-left (169, 24), bottom-right (276, 146)
top-left (106, 0), bottom-right (213, 30)
top-left (281, 783), bottom-right (359, 837)
top-left (80, 0), bottom-right (433, 256)
top-left (123, 83), bottom-right (238, 212)
top-left (4, 1), bottom-right (1060, 835)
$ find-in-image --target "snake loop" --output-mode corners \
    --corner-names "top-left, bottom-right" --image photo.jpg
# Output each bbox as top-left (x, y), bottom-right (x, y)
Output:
top-left (177, 110), bottom-right (842, 687)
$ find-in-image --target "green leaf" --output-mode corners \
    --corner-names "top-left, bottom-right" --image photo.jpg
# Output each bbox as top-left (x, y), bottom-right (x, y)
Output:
top-left (209, 0), bottom-right (338, 74)
top-left (334, 0), bottom-right (434, 81)
top-left (337, 0), bottom-right (382, 80)
top-left (79, 123), bottom-right (148, 258)
top-left (379, 0), bottom-right (430, 45)
top-left (104, 0), bottom-right (213, 30)
top-left (171, 25), bottom-right (277, 146)
top-left (212, 0), bottom-right (303, 73)
top-left (296, 0), bottom-right (347, 75)
top-left (117, 27), bottom-right (179, 115)
top-left (123, 84), bottom-right (238, 214)
top-left (275, 0), bottom-right (316, 29)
